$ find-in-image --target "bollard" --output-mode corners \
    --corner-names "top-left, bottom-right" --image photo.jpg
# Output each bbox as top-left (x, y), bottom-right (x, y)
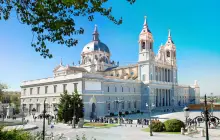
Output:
top-left (201, 129), bottom-right (205, 137)
top-left (142, 125), bottom-right (143, 128)
top-left (194, 125), bottom-right (197, 131)
top-left (187, 127), bottom-right (191, 134)
top-left (136, 125), bottom-right (137, 127)
top-left (131, 124), bottom-right (132, 127)
top-left (181, 127), bottom-right (185, 135)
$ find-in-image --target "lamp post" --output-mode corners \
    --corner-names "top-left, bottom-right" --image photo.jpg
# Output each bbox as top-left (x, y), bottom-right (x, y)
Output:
top-left (171, 97), bottom-right (175, 112)
top-left (42, 99), bottom-right (46, 140)
top-left (210, 93), bottom-right (214, 116)
top-left (183, 106), bottom-right (189, 126)
top-left (115, 97), bottom-right (123, 125)
top-left (54, 107), bottom-right (58, 122)
top-left (147, 86), bottom-right (155, 136)
top-left (204, 94), bottom-right (209, 140)
top-left (31, 108), bottom-right (36, 122)
top-left (72, 102), bottom-right (76, 129)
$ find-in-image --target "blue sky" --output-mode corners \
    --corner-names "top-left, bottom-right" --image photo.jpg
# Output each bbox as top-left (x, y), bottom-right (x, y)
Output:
top-left (0, 0), bottom-right (219, 96)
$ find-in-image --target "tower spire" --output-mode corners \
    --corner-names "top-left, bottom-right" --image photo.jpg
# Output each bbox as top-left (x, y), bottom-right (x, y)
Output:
top-left (60, 58), bottom-right (63, 66)
top-left (143, 16), bottom-right (147, 28)
top-left (93, 24), bottom-right (99, 41)
top-left (168, 29), bottom-right (171, 38)
top-left (141, 16), bottom-right (151, 33)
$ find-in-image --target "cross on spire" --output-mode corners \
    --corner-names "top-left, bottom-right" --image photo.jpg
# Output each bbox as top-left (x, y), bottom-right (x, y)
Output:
top-left (93, 24), bottom-right (99, 41)
top-left (168, 29), bottom-right (171, 38)
top-left (60, 58), bottom-right (63, 66)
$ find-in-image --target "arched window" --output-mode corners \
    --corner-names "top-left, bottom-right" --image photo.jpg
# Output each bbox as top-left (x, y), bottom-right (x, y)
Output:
top-left (167, 51), bottom-right (170, 57)
top-left (173, 52), bottom-right (176, 58)
top-left (107, 103), bottom-right (110, 110)
top-left (150, 42), bottom-right (153, 50)
top-left (107, 86), bottom-right (110, 92)
top-left (122, 102), bottom-right (124, 109)
top-left (128, 102), bottom-right (131, 109)
top-left (122, 87), bottom-right (123, 92)
top-left (142, 74), bottom-right (146, 81)
top-left (115, 87), bottom-right (117, 92)
top-left (130, 71), bottom-right (134, 76)
top-left (134, 101), bottom-right (137, 109)
top-left (141, 42), bottom-right (145, 50)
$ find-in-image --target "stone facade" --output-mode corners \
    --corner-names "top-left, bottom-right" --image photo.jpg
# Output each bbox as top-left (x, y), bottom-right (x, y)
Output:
top-left (20, 16), bottom-right (200, 119)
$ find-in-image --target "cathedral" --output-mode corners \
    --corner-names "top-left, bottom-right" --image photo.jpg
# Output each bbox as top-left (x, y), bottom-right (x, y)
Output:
top-left (20, 17), bottom-right (200, 119)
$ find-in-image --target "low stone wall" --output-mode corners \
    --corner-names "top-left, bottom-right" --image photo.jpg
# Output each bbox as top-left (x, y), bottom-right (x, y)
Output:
top-left (189, 104), bottom-right (220, 111)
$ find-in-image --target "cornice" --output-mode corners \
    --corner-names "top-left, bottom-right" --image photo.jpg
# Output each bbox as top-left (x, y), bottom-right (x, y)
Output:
top-left (21, 78), bottom-right (82, 88)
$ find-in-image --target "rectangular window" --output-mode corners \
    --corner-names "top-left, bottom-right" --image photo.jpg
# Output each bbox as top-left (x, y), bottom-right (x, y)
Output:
top-left (36, 104), bottom-right (40, 112)
top-left (122, 87), bottom-right (123, 92)
top-left (63, 84), bottom-right (67, 92)
top-left (45, 86), bottom-right (48, 94)
top-left (37, 87), bottom-right (40, 94)
top-left (107, 86), bottom-right (109, 92)
top-left (134, 88), bottom-right (136, 93)
top-left (73, 83), bottom-right (78, 92)
top-left (24, 89), bottom-right (26, 95)
top-left (115, 87), bottom-right (117, 92)
top-left (30, 88), bottom-right (33, 95)
top-left (54, 85), bottom-right (57, 93)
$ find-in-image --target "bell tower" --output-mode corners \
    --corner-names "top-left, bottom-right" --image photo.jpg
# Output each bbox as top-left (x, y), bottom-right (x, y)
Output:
top-left (138, 16), bottom-right (154, 83)
top-left (138, 16), bottom-right (154, 62)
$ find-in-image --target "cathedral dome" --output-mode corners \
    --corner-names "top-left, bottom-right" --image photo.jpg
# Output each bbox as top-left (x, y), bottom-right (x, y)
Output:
top-left (81, 25), bottom-right (110, 54)
top-left (82, 40), bottom-right (110, 54)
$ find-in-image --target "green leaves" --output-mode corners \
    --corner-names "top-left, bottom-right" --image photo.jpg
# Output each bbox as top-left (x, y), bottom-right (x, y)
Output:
top-left (0, 0), bottom-right (136, 58)
top-left (58, 90), bottom-right (84, 123)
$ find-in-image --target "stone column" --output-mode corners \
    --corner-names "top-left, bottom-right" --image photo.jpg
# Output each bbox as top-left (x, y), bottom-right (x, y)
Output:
top-left (159, 67), bottom-right (161, 81)
top-left (160, 89), bottom-right (162, 107)
top-left (168, 90), bottom-right (170, 106)
top-left (171, 69), bottom-right (173, 83)
top-left (165, 90), bottom-right (167, 106)
top-left (164, 69), bottom-right (166, 82)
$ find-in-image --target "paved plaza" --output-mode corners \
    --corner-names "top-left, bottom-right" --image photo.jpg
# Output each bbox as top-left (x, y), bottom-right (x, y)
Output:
top-left (20, 111), bottom-right (220, 140)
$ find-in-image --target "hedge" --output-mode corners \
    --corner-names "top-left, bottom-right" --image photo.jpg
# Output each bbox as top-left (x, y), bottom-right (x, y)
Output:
top-left (164, 119), bottom-right (185, 132)
top-left (150, 121), bottom-right (165, 132)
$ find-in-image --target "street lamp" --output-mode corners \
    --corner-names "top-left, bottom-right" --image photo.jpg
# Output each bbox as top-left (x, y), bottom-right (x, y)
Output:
top-left (32, 108), bottom-right (36, 122)
top-left (115, 97), bottom-right (123, 125)
top-left (210, 93), bottom-right (214, 116)
top-left (146, 102), bottom-right (155, 136)
top-left (183, 106), bottom-right (190, 126)
top-left (54, 107), bottom-right (58, 120)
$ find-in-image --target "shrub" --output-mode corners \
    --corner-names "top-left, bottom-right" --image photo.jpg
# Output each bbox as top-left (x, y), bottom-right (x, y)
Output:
top-left (119, 112), bottom-right (122, 117)
top-left (125, 111), bottom-right (129, 115)
top-left (110, 113), bottom-right (114, 116)
top-left (164, 119), bottom-right (185, 132)
top-left (137, 110), bottom-right (140, 113)
top-left (150, 121), bottom-right (165, 132)
top-left (0, 126), bottom-right (34, 140)
top-left (140, 112), bottom-right (143, 115)
top-left (131, 111), bottom-right (135, 114)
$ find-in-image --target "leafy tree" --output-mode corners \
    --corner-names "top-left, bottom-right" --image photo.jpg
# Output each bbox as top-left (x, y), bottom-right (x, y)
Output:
top-left (0, 83), bottom-right (7, 102)
top-left (0, 0), bottom-right (136, 58)
top-left (58, 90), bottom-right (84, 123)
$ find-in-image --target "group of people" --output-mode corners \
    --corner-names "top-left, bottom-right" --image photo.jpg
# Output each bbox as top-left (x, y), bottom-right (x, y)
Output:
top-left (90, 116), bottom-right (158, 125)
